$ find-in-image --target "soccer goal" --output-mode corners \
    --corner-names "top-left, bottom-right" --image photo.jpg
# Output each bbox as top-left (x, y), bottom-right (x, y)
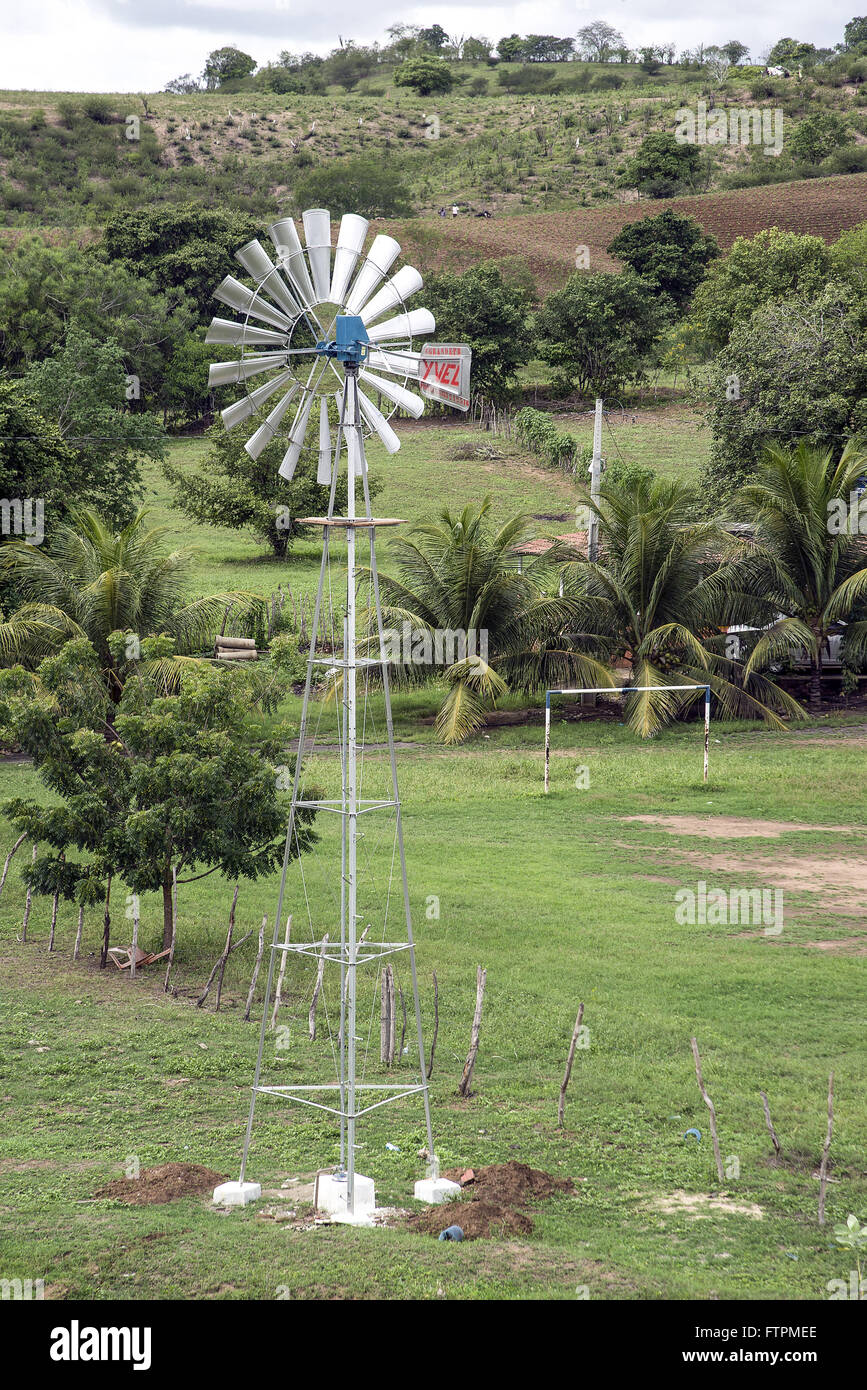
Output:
top-left (544, 684), bottom-right (711, 793)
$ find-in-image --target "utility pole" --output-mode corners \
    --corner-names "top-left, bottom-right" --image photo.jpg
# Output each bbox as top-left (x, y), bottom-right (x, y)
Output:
top-left (587, 396), bottom-right (603, 563)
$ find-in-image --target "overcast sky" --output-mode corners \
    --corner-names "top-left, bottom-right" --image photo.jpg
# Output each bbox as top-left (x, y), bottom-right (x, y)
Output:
top-left (0, 0), bottom-right (856, 92)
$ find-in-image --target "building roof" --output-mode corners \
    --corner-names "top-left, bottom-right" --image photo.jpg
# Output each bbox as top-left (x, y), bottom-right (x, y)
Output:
top-left (512, 531), bottom-right (587, 556)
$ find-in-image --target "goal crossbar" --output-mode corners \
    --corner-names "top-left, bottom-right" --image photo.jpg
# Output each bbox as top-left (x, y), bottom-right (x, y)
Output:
top-left (544, 684), bottom-right (711, 792)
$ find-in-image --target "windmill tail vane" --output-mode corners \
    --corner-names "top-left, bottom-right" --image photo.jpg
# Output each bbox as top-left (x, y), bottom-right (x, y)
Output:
top-left (208, 209), bottom-right (471, 1221)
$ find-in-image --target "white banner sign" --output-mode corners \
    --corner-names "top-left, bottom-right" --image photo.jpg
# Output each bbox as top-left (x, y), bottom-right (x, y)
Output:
top-left (419, 343), bottom-right (471, 411)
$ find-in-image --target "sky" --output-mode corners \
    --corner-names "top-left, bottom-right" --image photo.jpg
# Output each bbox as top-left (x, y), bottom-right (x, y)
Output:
top-left (0, 0), bottom-right (856, 92)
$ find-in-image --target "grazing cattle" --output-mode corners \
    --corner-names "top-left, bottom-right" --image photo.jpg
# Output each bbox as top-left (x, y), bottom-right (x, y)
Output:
top-left (764, 65), bottom-right (791, 78)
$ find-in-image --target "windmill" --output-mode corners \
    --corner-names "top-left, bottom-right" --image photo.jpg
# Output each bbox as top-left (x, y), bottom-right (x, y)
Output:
top-left (208, 209), bottom-right (471, 1221)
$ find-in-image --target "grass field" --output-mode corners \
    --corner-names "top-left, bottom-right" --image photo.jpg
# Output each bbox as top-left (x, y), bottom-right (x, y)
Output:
top-left (1, 712), bottom-right (865, 1300)
top-left (1, 401), bottom-right (864, 1302)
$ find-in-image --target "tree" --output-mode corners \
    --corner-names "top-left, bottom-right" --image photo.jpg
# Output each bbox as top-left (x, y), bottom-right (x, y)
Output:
top-left (463, 37), bottom-right (493, 62)
top-left (98, 204), bottom-right (259, 321)
top-left (22, 326), bottom-right (166, 525)
top-left (702, 285), bottom-right (867, 497)
top-left (561, 475), bottom-right (801, 735)
top-left (788, 112), bottom-right (851, 164)
top-left (688, 227), bottom-right (834, 350)
top-left (721, 40), bottom-right (750, 65)
top-left (830, 221), bottom-right (867, 296)
top-left (423, 262), bottom-right (534, 404)
top-left (767, 37), bottom-right (817, 67)
top-left (0, 383), bottom-right (75, 533)
top-left (203, 47), bottom-right (257, 89)
top-left (844, 16), bottom-right (867, 50)
top-left (0, 507), bottom-right (263, 701)
top-left (607, 211), bottom-right (719, 316)
top-left (163, 74), bottom-right (203, 94)
top-left (1, 644), bottom-right (315, 951)
top-left (0, 237), bottom-right (195, 389)
top-left (737, 441), bottom-right (867, 710)
top-left (373, 498), bottom-right (612, 742)
top-left (577, 21), bottom-right (626, 62)
top-left (620, 132), bottom-right (708, 197)
top-left (419, 25), bottom-right (449, 52)
top-left (164, 418), bottom-right (380, 558)
top-left (535, 271), bottom-right (663, 398)
top-left (291, 158), bottom-right (412, 218)
top-left (496, 35), bottom-right (526, 63)
top-left (394, 56), bottom-right (454, 94)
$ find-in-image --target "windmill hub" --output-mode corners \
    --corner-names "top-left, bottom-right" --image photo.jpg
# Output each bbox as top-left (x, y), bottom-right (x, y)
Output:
top-left (314, 314), bottom-right (370, 365)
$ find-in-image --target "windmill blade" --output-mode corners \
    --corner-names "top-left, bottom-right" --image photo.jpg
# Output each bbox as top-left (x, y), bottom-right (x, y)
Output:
top-left (345, 234), bottom-right (401, 315)
top-left (317, 397), bottom-right (332, 485)
top-left (347, 423), bottom-right (365, 479)
top-left (303, 208), bottom-right (331, 303)
top-left (330, 213), bottom-right (369, 305)
top-left (208, 353), bottom-right (288, 388)
top-left (221, 368), bottom-right (295, 431)
top-left (268, 218), bottom-right (316, 309)
top-left (357, 387), bottom-right (401, 455)
top-left (244, 383), bottom-right (300, 460)
top-left (360, 266), bottom-right (423, 327)
top-left (336, 389), bottom-right (363, 476)
top-left (235, 241), bottom-right (302, 319)
top-left (213, 276), bottom-right (294, 332)
top-left (278, 390), bottom-right (316, 480)
top-left (366, 308), bottom-right (436, 344)
top-left (359, 369), bottom-right (424, 419)
top-left (206, 317), bottom-right (288, 348)
top-left (367, 348), bottom-right (422, 381)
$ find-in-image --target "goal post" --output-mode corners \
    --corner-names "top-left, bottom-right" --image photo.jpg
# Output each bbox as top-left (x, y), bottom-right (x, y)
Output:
top-left (544, 684), bottom-right (712, 793)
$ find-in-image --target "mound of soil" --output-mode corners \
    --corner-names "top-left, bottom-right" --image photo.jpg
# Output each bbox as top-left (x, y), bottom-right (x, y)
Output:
top-left (95, 1163), bottom-right (227, 1206)
top-left (409, 1161), bottom-right (574, 1241)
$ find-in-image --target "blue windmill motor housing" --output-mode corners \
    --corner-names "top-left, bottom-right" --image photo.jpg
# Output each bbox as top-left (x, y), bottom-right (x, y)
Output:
top-left (316, 314), bottom-right (370, 365)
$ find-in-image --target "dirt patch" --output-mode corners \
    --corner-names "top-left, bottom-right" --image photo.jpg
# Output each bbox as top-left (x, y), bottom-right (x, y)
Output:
top-left (669, 849), bottom-right (867, 914)
top-left (94, 1163), bottom-right (227, 1206)
top-left (622, 815), bottom-right (857, 839)
top-left (648, 1190), bottom-right (763, 1220)
top-left (803, 938), bottom-right (867, 955)
top-left (407, 1161), bottom-right (574, 1241)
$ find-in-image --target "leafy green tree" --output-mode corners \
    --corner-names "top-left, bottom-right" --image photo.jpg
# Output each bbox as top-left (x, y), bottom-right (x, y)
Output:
top-left (0, 507), bottom-right (263, 700)
top-left (620, 132), bottom-right (708, 198)
top-left (0, 237), bottom-right (195, 387)
top-left (561, 475), bottom-right (801, 735)
top-left (830, 221), bottom-right (867, 296)
top-left (535, 271), bottom-right (663, 398)
top-left (423, 262), bottom-right (533, 403)
top-left (2, 642), bottom-right (314, 951)
top-left (164, 420), bottom-right (380, 558)
top-left (496, 35), bottom-right (526, 62)
top-left (394, 57), bottom-right (454, 94)
top-left (702, 284), bottom-right (867, 497)
top-left (98, 204), bottom-right (259, 321)
top-left (291, 158), bottom-right (412, 218)
top-left (22, 326), bottom-right (166, 525)
top-left (844, 16), bottom-right (867, 50)
top-left (203, 47), bottom-right (257, 89)
top-left (463, 37), bottom-right (493, 62)
top-left (737, 441), bottom-right (867, 709)
top-left (577, 21), bottom-right (625, 62)
top-left (419, 25), bottom-right (449, 52)
top-left (721, 40), bottom-right (750, 64)
top-left (788, 113), bottom-right (851, 164)
top-left (767, 37), bottom-right (817, 67)
top-left (688, 227), bottom-right (833, 350)
top-left (372, 498), bottom-right (612, 742)
top-left (607, 211), bottom-right (719, 316)
top-left (0, 381), bottom-right (74, 520)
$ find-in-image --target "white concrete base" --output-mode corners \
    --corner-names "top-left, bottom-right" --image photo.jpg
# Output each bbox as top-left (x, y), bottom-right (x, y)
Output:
top-left (212, 1180), bottom-right (261, 1207)
top-left (414, 1177), bottom-right (462, 1205)
top-left (317, 1172), bottom-right (376, 1225)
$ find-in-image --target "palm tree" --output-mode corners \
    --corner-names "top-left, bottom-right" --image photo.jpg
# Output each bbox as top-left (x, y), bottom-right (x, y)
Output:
top-left (736, 440), bottom-right (867, 711)
top-left (562, 473), bottom-right (802, 735)
top-left (0, 507), bottom-right (265, 701)
top-left (367, 497), bottom-right (614, 742)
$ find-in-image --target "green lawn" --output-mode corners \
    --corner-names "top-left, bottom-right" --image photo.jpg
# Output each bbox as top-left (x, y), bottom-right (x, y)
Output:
top-left (1, 713), bottom-right (864, 1300)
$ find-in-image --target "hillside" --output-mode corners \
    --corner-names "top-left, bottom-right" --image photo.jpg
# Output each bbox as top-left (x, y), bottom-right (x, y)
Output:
top-left (391, 173), bottom-right (867, 291)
